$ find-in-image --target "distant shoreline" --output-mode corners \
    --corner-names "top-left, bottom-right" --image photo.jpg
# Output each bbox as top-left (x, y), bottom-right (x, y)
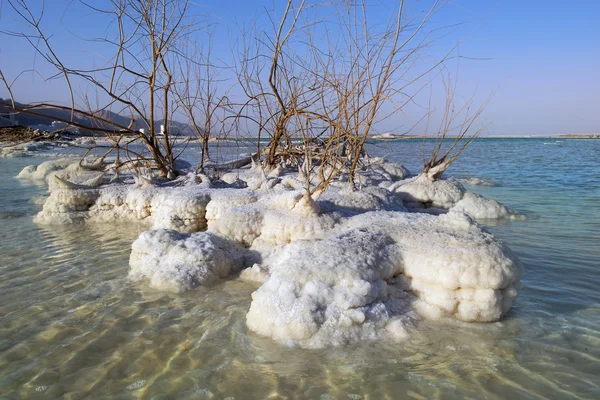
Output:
top-left (556, 133), bottom-right (600, 139)
top-left (367, 134), bottom-right (600, 140)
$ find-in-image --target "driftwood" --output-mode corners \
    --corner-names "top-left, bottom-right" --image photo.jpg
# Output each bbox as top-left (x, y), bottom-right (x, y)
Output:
top-left (210, 153), bottom-right (259, 170)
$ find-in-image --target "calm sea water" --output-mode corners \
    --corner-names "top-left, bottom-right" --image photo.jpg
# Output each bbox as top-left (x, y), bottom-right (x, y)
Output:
top-left (0, 138), bottom-right (598, 399)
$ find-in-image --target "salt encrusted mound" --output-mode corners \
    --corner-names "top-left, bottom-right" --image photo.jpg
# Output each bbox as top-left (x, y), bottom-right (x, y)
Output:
top-left (17, 158), bottom-right (75, 180)
top-left (319, 185), bottom-right (406, 214)
top-left (390, 174), bottom-right (522, 220)
top-left (246, 229), bottom-right (417, 348)
top-left (129, 229), bottom-right (246, 292)
top-left (35, 183), bottom-right (213, 230)
top-left (18, 158), bottom-right (107, 191)
top-left (367, 157), bottom-right (411, 180)
top-left (343, 211), bottom-right (523, 321)
top-left (246, 211), bottom-right (522, 347)
top-left (452, 192), bottom-right (517, 220)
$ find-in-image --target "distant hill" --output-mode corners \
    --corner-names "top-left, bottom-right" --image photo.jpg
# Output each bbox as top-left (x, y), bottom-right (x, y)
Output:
top-left (0, 98), bottom-right (197, 136)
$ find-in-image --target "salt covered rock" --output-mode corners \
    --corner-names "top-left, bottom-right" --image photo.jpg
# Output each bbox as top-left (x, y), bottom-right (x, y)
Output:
top-left (17, 158), bottom-right (75, 180)
top-left (246, 229), bottom-right (417, 348)
top-left (129, 230), bottom-right (246, 292)
top-left (245, 210), bottom-right (522, 347)
top-left (391, 174), bottom-right (522, 220)
top-left (390, 175), bottom-right (466, 209)
top-left (452, 192), bottom-right (521, 220)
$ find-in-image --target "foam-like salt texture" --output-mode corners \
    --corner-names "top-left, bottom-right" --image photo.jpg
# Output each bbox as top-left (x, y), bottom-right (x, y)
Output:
top-left (246, 229), bottom-right (416, 348)
top-left (129, 229), bottom-right (246, 292)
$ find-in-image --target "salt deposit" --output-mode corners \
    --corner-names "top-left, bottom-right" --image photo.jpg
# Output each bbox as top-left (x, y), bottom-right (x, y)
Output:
top-left (19, 157), bottom-right (524, 348)
top-left (454, 177), bottom-right (497, 187)
top-left (245, 211), bottom-right (522, 347)
top-left (129, 229), bottom-right (246, 292)
top-left (390, 174), bottom-right (522, 220)
top-left (17, 158), bottom-right (76, 180)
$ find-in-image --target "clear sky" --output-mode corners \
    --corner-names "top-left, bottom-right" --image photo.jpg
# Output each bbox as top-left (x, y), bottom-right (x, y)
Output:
top-left (0, 0), bottom-right (598, 136)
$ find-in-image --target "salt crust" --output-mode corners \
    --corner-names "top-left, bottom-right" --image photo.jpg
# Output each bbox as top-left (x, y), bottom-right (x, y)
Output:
top-left (129, 230), bottom-right (246, 292)
top-left (390, 174), bottom-right (523, 220)
top-left (246, 211), bottom-right (522, 347)
top-left (22, 159), bottom-right (523, 347)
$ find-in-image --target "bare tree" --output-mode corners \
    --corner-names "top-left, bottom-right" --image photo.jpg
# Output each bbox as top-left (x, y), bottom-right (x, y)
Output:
top-left (233, 0), bottom-right (479, 199)
top-left (421, 69), bottom-right (493, 181)
top-left (0, 0), bottom-right (200, 178)
top-left (174, 27), bottom-right (231, 172)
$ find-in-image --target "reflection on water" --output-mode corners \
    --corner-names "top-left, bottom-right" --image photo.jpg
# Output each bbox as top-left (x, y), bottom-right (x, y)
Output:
top-left (1, 139), bottom-right (599, 399)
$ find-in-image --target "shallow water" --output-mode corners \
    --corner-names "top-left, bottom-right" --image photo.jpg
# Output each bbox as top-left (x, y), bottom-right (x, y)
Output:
top-left (1, 138), bottom-right (599, 399)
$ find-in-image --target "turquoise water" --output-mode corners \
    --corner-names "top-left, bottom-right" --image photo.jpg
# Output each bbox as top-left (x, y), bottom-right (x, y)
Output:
top-left (0, 138), bottom-right (598, 399)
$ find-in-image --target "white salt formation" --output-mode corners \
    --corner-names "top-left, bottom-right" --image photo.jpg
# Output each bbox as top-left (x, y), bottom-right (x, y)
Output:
top-left (18, 157), bottom-right (106, 191)
top-left (245, 211), bottom-right (521, 347)
top-left (21, 158), bottom-right (524, 348)
top-left (390, 174), bottom-right (523, 220)
top-left (129, 230), bottom-right (246, 292)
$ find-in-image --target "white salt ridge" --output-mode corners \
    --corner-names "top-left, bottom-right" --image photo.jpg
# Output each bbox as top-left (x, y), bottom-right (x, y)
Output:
top-left (18, 158), bottom-right (108, 192)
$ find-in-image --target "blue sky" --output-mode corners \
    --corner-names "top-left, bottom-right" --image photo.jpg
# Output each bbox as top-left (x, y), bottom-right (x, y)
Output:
top-left (1, 0), bottom-right (598, 135)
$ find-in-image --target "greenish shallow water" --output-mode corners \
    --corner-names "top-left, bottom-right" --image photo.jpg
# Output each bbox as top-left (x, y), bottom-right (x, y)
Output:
top-left (0, 138), bottom-right (599, 399)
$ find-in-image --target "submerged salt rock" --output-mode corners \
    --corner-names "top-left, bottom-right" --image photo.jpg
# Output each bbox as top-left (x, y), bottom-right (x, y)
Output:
top-left (454, 177), bottom-right (497, 187)
top-left (129, 230), bottom-right (246, 292)
top-left (452, 192), bottom-right (521, 220)
top-left (17, 158), bottom-right (75, 180)
top-left (390, 175), bottom-right (466, 209)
